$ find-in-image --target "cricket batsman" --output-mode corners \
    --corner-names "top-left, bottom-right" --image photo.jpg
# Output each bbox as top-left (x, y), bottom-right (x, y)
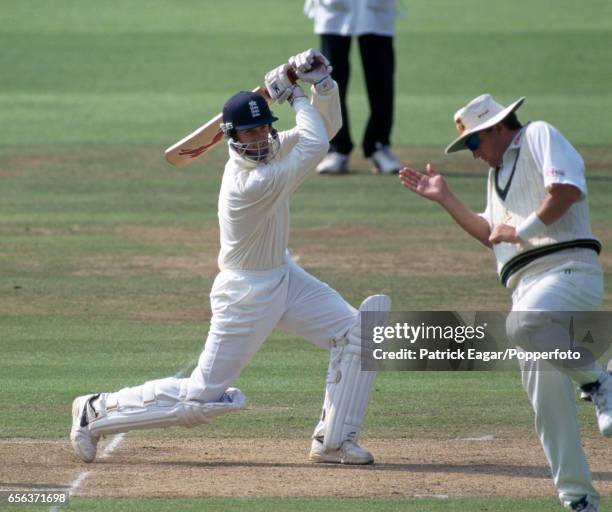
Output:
top-left (399, 94), bottom-right (611, 512)
top-left (70, 49), bottom-right (390, 465)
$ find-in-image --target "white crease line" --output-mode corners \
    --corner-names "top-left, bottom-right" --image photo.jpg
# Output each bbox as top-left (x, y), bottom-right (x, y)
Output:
top-left (51, 361), bottom-right (196, 510)
top-left (99, 432), bottom-right (125, 459)
top-left (49, 470), bottom-right (91, 512)
top-left (459, 434), bottom-right (496, 441)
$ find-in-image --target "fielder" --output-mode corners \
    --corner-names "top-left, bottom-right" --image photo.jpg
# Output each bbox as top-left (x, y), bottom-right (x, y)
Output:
top-left (71, 49), bottom-right (390, 465)
top-left (399, 94), bottom-right (611, 512)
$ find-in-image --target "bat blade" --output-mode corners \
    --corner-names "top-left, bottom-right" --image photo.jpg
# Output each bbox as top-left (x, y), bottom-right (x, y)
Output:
top-left (164, 86), bottom-right (271, 167)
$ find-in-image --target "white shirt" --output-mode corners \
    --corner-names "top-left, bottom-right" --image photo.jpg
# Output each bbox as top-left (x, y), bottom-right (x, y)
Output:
top-left (480, 121), bottom-right (589, 228)
top-left (217, 85), bottom-right (341, 271)
top-left (479, 121), bottom-right (597, 287)
top-left (304, 0), bottom-right (397, 37)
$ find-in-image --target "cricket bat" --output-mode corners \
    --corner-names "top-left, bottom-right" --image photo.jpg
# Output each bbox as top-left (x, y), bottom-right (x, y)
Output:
top-left (165, 69), bottom-right (299, 167)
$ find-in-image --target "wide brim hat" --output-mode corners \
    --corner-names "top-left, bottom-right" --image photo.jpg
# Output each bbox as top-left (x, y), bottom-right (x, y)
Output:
top-left (445, 94), bottom-right (525, 154)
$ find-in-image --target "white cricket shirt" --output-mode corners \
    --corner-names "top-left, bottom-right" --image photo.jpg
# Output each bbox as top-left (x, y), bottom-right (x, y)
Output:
top-left (217, 85), bottom-right (341, 271)
top-left (305, 0), bottom-right (397, 37)
top-left (479, 121), bottom-right (599, 287)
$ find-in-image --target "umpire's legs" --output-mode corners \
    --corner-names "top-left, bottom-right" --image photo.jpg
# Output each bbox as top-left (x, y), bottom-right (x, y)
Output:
top-left (358, 34), bottom-right (394, 157)
top-left (320, 34), bottom-right (354, 155)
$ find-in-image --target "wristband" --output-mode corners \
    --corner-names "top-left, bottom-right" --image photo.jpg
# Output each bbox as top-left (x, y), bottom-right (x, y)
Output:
top-left (516, 211), bottom-right (546, 241)
top-left (314, 75), bottom-right (334, 94)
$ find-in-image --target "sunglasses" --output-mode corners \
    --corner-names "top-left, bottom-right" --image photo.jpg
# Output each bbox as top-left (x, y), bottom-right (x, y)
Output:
top-left (465, 132), bottom-right (482, 151)
top-left (465, 127), bottom-right (494, 151)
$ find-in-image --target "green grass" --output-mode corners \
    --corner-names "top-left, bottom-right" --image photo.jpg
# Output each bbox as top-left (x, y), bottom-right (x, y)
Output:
top-left (1, 0), bottom-right (612, 147)
top-left (1, 0), bottom-right (611, 510)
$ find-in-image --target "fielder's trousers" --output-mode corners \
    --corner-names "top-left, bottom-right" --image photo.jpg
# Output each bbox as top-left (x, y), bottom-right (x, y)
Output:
top-left (509, 256), bottom-right (604, 509)
top-left (320, 33), bottom-right (395, 157)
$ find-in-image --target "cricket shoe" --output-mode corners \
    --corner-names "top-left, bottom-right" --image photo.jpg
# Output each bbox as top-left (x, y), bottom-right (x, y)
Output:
top-left (582, 371), bottom-right (612, 436)
top-left (308, 438), bottom-right (374, 465)
top-left (370, 143), bottom-right (402, 175)
top-left (570, 495), bottom-right (598, 512)
top-left (580, 371), bottom-right (612, 402)
top-left (316, 152), bottom-right (349, 174)
top-left (70, 394), bottom-right (101, 462)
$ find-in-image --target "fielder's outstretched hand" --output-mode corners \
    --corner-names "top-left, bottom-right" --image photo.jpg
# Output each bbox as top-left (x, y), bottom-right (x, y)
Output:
top-left (399, 164), bottom-right (448, 203)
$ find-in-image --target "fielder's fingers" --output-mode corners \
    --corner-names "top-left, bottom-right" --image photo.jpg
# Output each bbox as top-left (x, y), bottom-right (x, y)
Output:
top-left (400, 179), bottom-right (417, 192)
top-left (399, 166), bottom-right (416, 176)
top-left (399, 167), bottom-right (424, 181)
top-left (399, 174), bottom-right (419, 191)
top-left (398, 170), bottom-right (417, 183)
top-left (426, 163), bottom-right (438, 176)
top-left (488, 229), bottom-right (502, 244)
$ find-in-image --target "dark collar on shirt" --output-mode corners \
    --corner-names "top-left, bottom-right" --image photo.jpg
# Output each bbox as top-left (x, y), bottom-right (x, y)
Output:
top-left (494, 122), bottom-right (530, 201)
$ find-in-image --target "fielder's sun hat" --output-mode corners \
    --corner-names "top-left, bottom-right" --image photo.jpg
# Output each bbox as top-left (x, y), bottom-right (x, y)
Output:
top-left (445, 94), bottom-right (525, 154)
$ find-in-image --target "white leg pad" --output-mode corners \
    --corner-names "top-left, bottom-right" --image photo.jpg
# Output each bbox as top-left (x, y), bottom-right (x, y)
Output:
top-left (88, 377), bottom-right (246, 437)
top-left (320, 294), bottom-right (391, 450)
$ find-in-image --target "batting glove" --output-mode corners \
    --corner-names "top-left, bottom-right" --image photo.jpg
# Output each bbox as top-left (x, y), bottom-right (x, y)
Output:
top-left (288, 49), bottom-right (334, 94)
top-left (265, 63), bottom-right (295, 104)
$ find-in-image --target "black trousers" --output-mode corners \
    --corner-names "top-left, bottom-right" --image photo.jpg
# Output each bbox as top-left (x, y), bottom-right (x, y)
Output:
top-left (320, 33), bottom-right (395, 157)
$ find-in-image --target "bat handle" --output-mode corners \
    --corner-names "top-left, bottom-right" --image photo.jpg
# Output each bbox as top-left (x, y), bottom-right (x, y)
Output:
top-left (260, 57), bottom-right (324, 101)
top-left (287, 68), bottom-right (298, 84)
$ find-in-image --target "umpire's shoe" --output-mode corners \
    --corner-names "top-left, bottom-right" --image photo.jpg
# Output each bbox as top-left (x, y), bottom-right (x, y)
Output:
top-left (308, 437), bottom-right (374, 465)
top-left (316, 152), bottom-right (349, 175)
top-left (370, 143), bottom-right (402, 175)
top-left (70, 394), bottom-right (100, 462)
top-left (582, 371), bottom-right (612, 437)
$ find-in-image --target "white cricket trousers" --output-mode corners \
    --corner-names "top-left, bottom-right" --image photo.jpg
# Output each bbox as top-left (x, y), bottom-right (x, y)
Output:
top-left (186, 256), bottom-right (358, 401)
top-left (510, 258), bottom-right (604, 508)
top-left (106, 256), bottom-right (358, 410)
